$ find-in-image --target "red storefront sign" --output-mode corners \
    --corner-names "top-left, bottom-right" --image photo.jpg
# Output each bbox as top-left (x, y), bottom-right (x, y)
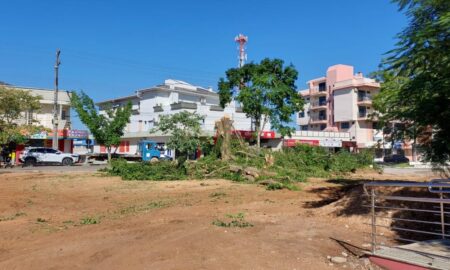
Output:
top-left (283, 139), bottom-right (320, 147)
top-left (232, 130), bottom-right (276, 139)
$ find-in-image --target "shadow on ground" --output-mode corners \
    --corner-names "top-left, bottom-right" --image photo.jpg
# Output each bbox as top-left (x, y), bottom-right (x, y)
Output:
top-left (304, 178), bottom-right (449, 243)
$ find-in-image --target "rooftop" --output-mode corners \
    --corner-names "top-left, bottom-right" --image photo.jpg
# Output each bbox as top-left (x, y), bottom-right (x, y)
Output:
top-left (97, 79), bottom-right (217, 104)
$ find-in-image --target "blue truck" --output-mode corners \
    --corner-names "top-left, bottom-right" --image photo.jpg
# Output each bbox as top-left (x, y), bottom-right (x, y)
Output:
top-left (87, 140), bottom-right (172, 163)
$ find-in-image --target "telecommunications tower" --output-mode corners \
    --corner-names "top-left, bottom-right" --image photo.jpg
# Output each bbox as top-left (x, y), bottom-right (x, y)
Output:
top-left (235, 34), bottom-right (248, 68)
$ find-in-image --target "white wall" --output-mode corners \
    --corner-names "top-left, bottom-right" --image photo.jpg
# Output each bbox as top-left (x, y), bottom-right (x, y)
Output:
top-left (334, 88), bottom-right (356, 122)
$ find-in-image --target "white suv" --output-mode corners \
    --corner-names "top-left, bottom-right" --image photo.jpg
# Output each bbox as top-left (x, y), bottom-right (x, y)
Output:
top-left (20, 147), bottom-right (79, 167)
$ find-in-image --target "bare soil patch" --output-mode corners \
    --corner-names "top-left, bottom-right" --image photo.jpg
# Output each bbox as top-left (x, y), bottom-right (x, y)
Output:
top-left (0, 170), bottom-right (436, 269)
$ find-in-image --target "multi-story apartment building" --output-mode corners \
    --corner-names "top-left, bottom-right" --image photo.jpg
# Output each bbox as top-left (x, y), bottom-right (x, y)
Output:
top-left (3, 85), bottom-right (89, 156)
top-left (94, 79), bottom-right (274, 156)
top-left (296, 64), bottom-right (383, 149)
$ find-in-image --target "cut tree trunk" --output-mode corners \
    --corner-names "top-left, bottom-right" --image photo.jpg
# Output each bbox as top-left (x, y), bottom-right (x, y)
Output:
top-left (107, 147), bottom-right (112, 163)
top-left (215, 117), bottom-right (233, 161)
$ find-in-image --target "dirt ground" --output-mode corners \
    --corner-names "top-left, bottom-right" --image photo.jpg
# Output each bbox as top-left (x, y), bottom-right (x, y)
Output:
top-left (0, 169), bottom-right (437, 270)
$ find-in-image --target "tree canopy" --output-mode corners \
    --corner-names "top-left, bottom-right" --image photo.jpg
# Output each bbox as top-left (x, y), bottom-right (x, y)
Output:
top-left (373, 0), bottom-right (450, 164)
top-left (0, 86), bottom-right (42, 147)
top-left (71, 91), bottom-right (132, 161)
top-left (152, 111), bottom-right (204, 159)
top-left (218, 58), bottom-right (303, 147)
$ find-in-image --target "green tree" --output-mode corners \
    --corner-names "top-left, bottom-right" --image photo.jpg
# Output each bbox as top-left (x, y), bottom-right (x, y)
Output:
top-left (151, 111), bottom-right (204, 160)
top-left (0, 86), bottom-right (42, 147)
top-left (218, 58), bottom-right (303, 148)
top-left (374, 0), bottom-right (450, 165)
top-left (71, 91), bottom-right (132, 162)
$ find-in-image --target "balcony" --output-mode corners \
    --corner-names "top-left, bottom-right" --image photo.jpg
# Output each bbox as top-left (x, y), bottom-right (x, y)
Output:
top-left (310, 115), bottom-right (327, 124)
top-left (309, 101), bottom-right (327, 110)
top-left (357, 95), bottom-right (372, 105)
top-left (170, 102), bottom-right (197, 110)
top-left (209, 105), bottom-right (224, 111)
top-left (153, 105), bottom-right (163, 112)
top-left (358, 110), bottom-right (376, 120)
top-left (310, 89), bottom-right (327, 97)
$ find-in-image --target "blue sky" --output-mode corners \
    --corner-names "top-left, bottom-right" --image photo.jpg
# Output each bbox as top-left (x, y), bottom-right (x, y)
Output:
top-left (0, 0), bottom-right (407, 129)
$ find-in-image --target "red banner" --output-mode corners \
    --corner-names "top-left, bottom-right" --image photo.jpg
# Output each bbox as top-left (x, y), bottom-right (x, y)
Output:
top-left (283, 139), bottom-right (319, 147)
top-left (232, 130), bottom-right (276, 139)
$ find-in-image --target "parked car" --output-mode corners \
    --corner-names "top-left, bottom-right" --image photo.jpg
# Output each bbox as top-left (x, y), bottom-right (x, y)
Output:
top-left (383, 154), bottom-right (409, 164)
top-left (20, 147), bottom-right (80, 167)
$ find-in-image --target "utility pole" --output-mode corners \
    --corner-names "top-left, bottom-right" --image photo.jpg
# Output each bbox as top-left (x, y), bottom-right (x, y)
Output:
top-left (52, 49), bottom-right (61, 150)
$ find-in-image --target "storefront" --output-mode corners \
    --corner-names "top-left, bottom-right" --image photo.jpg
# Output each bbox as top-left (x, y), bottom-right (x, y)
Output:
top-left (14, 129), bottom-right (89, 163)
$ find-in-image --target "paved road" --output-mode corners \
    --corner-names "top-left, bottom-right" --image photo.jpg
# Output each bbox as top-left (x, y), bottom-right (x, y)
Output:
top-left (0, 164), bottom-right (106, 173)
top-left (382, 166), bottom-right (437, 176)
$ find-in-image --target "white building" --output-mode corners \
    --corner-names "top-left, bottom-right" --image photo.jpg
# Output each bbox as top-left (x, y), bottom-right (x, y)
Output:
top-left (94, 79), bottom-right (272, 155)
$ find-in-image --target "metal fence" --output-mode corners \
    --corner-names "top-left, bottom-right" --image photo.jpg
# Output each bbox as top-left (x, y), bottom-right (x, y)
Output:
top-left (363, 180), bottom-right (450, 257)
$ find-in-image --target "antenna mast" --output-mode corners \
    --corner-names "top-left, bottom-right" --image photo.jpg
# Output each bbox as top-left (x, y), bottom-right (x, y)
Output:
top-left (234, 34), bottom-right (248, 68)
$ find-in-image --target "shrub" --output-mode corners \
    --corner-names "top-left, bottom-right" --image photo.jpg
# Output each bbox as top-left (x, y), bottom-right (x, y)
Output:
top-left (185, 155), bottom-right (228, 179)
top-left (330, 151), bottom-right (358, 173)
top-left (106, 158), bottom-right (187, 180)
top-left (355, 149), bottom-right (375, 167)
top-left (272, 144), bottom-right (331, 180)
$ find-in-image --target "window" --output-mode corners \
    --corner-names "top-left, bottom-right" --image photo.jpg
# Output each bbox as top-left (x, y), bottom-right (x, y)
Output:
top-left (61, 110), bottom-right (66, 120)
top-left (299, 111), bottom-right (305, 118)
top-left (318, 82), bottom-right (326, 91)
top-left (27, 110), bottom-right (34, 125)
top-left (318, 96), bottom-right (326, 106)
top-left (300, 125), bottom-right (308, 131)
top-left (319, 110), bottom-right (326, 120)
top-left (359, 106), bottom-right (367, 117)
top-left (320, 124), bottom-right (326, 130)
top-left (341, 122), bottom-right (350, 129)
top-left (373, 122), bottom-right (381, 130)
top-left (45, 149), bottom-right (58, 154)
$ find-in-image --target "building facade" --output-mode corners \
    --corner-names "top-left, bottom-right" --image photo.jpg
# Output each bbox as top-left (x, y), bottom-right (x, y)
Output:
top-left (4, 86), bottom-right (89, 158)
top-left (94, 79), bottom-right (273, 156)
top-left (296, 65), bottom-right (383, 150)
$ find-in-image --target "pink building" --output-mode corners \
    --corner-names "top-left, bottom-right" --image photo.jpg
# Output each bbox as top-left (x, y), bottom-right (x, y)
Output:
top-left (297, 64), bottom-right (383, 149)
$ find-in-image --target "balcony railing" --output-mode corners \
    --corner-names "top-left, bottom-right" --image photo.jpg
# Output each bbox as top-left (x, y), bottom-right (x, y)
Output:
top-left (358, 96), bottom-right (373, 104)
top-left (310, 88), bottom-right (327, 96)
top-left (363, 180), bottom-right (450, 268)
top-left (310, 101), bottom-right (327, 108)
top-left (170, 102), bottom-right (197, 110)
top-left (209, 105), bottom-right (224, 111)
top-left (153, 105), bottom-right (163, 112)
top-left (311, 115), bottom-right (327, 122)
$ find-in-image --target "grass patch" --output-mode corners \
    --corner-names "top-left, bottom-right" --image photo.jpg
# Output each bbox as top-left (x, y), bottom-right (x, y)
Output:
top-left (209, 192), bottom-right (226, 198)
top-left (80, 216), bottom-right (101, 225)
top-left (212, 213), bottom-right (253, 228)
top-left (115, 200), bottom-right (171, 216)
top-left (266, 182), bottom-right (299, 191)
top-left (391, 162), bottom-right (412, 168)
top-left (0, 212), bottom-right (26, 222)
